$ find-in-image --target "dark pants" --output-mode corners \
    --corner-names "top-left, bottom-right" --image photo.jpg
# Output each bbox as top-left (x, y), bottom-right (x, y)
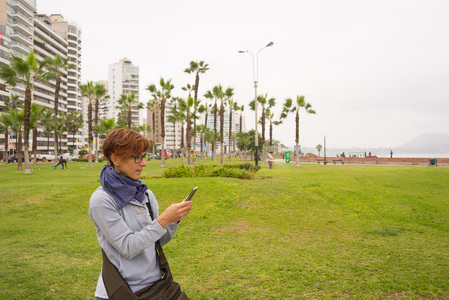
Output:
top-left (55, 160), bottom-right (67, 169)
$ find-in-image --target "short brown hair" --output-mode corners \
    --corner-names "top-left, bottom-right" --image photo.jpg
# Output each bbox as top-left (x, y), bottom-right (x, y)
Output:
top-left (102, 128), bottom-right (150, 166)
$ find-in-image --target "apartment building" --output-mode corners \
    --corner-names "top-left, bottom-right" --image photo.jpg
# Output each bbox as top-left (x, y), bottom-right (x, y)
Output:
top-left (0, 1), bottom-right (84, 158)
top-left (206, 110), bottom-right (246, 152)
top-left (146, 99), bottom-right (182, 153)
top-left (34, 13), bottom-right (69, 152)
top-left (48, 13), bottom-right (83, 153)
top-left (107, 58), bottom-right (140, 127)
top-left (0, 0), bottom-right (37, 160)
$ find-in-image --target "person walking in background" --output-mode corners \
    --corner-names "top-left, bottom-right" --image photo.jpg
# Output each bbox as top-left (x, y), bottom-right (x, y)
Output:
top-left (282, 153), bottom-right (285, 161)
top-left (390, 150), bottom-right (393, 158)
top-left (268, 151), bottom-right (274, 169)
top-left (54, 155), bottom-right (68, 170)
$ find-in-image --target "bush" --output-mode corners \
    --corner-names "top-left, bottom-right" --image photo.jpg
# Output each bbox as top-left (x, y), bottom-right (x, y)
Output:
top-left (162, 163), bottom-right (259, 179)
top-left (72, 158), bottom-right (104, 163)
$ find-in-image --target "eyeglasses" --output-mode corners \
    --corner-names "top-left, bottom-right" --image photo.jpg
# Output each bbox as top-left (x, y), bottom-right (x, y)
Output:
top-left (131, 154), bottom-right (147, 164)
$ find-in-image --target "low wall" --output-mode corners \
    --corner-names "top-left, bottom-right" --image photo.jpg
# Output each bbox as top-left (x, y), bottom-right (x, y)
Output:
top-left (292, 156), bottom-right (449, 166)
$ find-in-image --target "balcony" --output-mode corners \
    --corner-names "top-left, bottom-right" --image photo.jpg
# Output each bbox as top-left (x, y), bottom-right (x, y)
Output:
top-left (10, 40), bottom-right (31, 55)
top-left (10, 20), bottom-right (33, 36)
top-left (11, 31), bottom-right (33, 46)
top-left (10, 0), bottom-right (34, 18)
top-left (11, 12), bottom-right (33, 27)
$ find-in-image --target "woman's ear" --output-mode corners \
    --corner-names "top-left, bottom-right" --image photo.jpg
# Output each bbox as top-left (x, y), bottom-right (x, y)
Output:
top-left (111, 154), bottom-right (120, 167)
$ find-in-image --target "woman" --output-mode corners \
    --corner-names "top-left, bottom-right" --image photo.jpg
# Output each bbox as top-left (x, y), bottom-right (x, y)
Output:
top-left (89, 128), bottom-right (192, 299)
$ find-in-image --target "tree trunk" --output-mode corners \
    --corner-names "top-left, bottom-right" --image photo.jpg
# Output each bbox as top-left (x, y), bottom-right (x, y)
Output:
top-left (152, 110), bottom-right (156, 161)
top-left (3, 128), bottom-right (8, 164)
top-left (88, 100), bottom-right (93, 167)
top-left (23, 85), bottom-right (31, 174)
top-left (228, 109), bottom-right (232, 161)
top-left (33, 128), bottom-right (38, 168)
top-left (261, 109), bottom-right (265, 164)
top-left (17, 131), bottom-right (23, 170)
top-left (187, 115), bottom-right (191, 166)
top-left (212, 102), bottom-right (217, 162)
top-left (160, 98), bottom-right (165, 167)
top-left (220, 102), bottom-right (224, 164)
top-left (295, 111), bottom-right (300, 168)
top-left (53, 76), bottom-right (60, 164)
top-left (192, 73), bottom-right (199, 165)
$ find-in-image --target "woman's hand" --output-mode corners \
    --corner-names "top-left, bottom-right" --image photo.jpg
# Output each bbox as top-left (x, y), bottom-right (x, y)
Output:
top-left (156, 199), bottom-right (192, 228)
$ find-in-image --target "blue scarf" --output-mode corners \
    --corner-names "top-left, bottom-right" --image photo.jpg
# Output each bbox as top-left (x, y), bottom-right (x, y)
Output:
top-left (100, 165), bottom-right (148, 209)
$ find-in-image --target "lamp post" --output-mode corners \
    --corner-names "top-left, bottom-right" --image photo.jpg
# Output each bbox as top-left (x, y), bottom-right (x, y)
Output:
top-left (239, 41), bottom-right (274, 166)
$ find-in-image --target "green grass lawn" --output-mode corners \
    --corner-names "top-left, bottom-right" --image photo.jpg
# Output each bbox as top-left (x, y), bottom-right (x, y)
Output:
top-left (1, 159), bottom-right (448, 299)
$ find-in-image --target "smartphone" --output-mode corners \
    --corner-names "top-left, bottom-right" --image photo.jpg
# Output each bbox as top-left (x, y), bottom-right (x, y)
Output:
top-left (186, 187), bottom-right (198, 201)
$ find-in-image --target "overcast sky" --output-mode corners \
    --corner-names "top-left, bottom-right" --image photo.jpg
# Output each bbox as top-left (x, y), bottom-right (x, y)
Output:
top-left (37, 0), bottom-right (449, 149)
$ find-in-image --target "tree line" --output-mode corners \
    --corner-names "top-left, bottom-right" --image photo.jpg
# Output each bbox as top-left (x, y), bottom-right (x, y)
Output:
top-left (1, 53), bottom-right (316, 175)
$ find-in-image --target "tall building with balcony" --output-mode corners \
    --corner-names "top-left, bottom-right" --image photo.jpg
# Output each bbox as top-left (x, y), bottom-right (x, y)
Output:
top-left (206, 110), bottom-right (246, 153)
top-left (146, 99), bottom-right (181, 153)
top-left (107, 58), bottom-right (140, 127)
top-left (1, 0), bottom-right (36, 103)
top-left (48, 14), bottom-right (83, 153)
top-left (33, 13), bottom-right (69, 152)
top-left (0, 0), bottom-right (36, 159)
top-left (0, 1), bottom-right (83, 157)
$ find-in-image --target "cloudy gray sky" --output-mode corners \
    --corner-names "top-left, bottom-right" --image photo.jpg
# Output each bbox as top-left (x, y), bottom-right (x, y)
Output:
top-left (38, 0), bottom-right (449, 149)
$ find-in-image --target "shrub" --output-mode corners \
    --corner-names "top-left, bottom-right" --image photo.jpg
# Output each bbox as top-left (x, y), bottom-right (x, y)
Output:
top-left (162, 163), bottom-right (258, 179)
top-left (72, 158), bottom-right (104, 163)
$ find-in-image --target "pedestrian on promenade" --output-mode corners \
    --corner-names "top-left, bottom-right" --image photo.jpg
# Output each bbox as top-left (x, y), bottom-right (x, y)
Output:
top-left (282, 153), bottom-right (285, 161)
top-left (268, 151), bottom-right (274, 169)
top-left (89, 128), bottom-right (191, 300)
top-left (390, 150), bottom-right (393, 158)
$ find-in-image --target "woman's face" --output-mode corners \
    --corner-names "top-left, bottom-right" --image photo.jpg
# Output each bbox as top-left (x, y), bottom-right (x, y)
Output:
top-left (112, 152), bottom-right (147, 180)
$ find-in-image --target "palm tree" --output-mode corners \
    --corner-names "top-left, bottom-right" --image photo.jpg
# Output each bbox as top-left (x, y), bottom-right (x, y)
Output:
top-left (30, 104), bottom-right (47, 168)
top-left (167, 98), bottom-right (185, 162)
top-left (176, 96), bottom-right (196, 166)
top-left (147, 77), bottom-right (174, 168)
top-left (236, 104), bottom-right (245, 160)
top-left (4, 94), bottom-right (23, 110)
top-left (227, 98), bottom-right (238, 161)
top-left (250, 94), bottom-right (275, 164)
top-left (0, 112), bottom-right (11, 163)
top-left (316, 144), bottom-right (323, 157)
top-left (265, 107), bottom-right (282, 153)
top-left (204, 88), bottom-right (218, 162)
top-left (146, 99), bottom-right (159, 161)
top-left (46, 54), bottom-right (75, 164)
top-left (6, 109), bottom-right (24, 169)
top-left (55, 112), bottom-right (68, 154)
top-left (93, 83), bottom-right (108, 162)
top-left (79, 81), bottom-right (95, 167)
top-left (184, 61), bottom-right (209, 164)
top-left (0, 51), bottom-right (53, 174)
top-left (65, 111), bottom-right (84, 152)
top-left (118, 93), bottom-right (144, 129)
top-left (219, 87), bottom-right (234, 164)
top-left (281, 95), bottom-right (316, 167)
top-left (93, 118), bottom-right (116, 151)
top-left (41, 110), bottom-right (54, 152)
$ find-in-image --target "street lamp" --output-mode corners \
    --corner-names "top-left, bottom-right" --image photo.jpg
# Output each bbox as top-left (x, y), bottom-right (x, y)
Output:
top-left (239, 41), bottom-right (274, 166)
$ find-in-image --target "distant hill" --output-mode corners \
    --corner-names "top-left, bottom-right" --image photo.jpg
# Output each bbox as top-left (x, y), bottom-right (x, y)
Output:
top-left (398, 133), bottom-right (449, 150)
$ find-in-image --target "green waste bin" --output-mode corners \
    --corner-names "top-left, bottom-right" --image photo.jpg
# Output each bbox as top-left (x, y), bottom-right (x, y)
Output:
top-left (285, 151), bottom-right (290, 163)
top-left (429, 158), bottom-right (437, 166)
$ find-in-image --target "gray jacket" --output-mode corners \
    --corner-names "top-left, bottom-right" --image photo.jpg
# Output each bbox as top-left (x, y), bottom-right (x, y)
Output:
top-left (89, 186), bottom-right (179, 290)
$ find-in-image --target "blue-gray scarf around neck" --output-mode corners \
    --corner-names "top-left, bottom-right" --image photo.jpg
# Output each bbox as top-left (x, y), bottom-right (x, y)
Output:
top-left (100, 165), bottom-right (148, 209)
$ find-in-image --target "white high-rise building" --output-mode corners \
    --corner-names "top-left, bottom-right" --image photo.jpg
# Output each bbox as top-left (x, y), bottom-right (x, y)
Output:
top-left (48, 14), bottom-right (83, 152)
top-left (107, 58), bottom-right (140, 127)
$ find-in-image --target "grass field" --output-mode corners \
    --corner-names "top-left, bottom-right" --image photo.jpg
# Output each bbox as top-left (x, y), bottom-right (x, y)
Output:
top-left (1, 159), bottom-right (448, 299)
